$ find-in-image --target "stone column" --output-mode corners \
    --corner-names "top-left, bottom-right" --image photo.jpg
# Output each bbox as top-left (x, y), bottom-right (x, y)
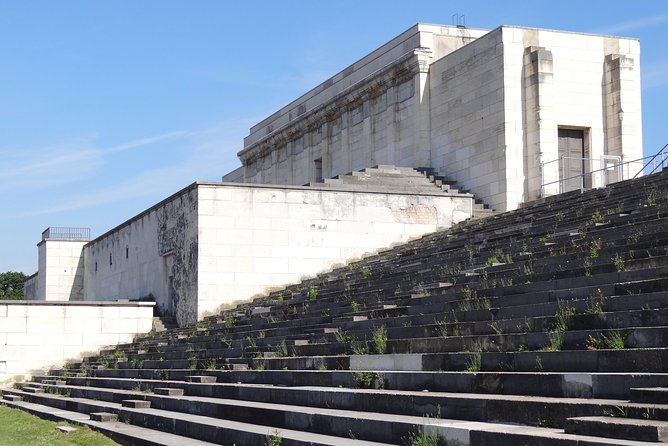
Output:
top-left (413, 47), bottom-right (433, 168)
top-left (523, 46), bottom-right (556, 198)
top-left (604, 53), bottom-right (642, 174)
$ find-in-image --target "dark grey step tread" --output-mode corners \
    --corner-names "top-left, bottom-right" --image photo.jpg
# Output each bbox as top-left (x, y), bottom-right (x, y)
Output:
top-left (6, 386), bottom-right (659, 445)
top-left (28, 382), bottom-right (571, 441)
top-left (0, 397), bottom-right (218, 446)
top-left (630, 387), bottom-right (668, 403)
top-left (120, 284), bottom-right (668, 351)
top-left (2, 389), bottom-right (400, 446)
top-left (565, 416), bottom-right (668, 442)
top-left (473, 422), bottom-right (659, 446)
top-left (256, 347), bottom-right (668, 372)
top-left (57, 370), bottom-right (668, 399)
top-left (133, 285), bottom-right (668, 350)
top-left (36, 378), bottom-right (651, 411)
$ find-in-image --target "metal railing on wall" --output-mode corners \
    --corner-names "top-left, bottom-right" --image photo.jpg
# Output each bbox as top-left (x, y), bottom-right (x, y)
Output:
top-left (541, 146), bottom-right (667, 197)
top-left (41, 227), bottom-right (91, 241)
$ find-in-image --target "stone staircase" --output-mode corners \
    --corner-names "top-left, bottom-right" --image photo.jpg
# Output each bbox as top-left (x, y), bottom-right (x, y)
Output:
top-left (308, 164), bottom-right (493, 218)
top-left (152, 316), bottom-right (178, 333)
top-left (3, 169), bottom-right (668, 445)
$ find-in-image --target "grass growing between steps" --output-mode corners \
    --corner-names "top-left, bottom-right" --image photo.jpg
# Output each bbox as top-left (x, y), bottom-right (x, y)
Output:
top-left (0, 405), bottom-right (120, 446)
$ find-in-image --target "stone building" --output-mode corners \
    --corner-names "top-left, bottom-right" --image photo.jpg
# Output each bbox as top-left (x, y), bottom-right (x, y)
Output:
top-left (24, 23), bottom-right (644, 326)
top-left (224, 23), bottom-right (643, 212)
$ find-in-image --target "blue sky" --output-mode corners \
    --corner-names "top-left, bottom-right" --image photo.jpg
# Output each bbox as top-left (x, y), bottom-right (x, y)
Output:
top-left (1, 1), bottom-right (667, 274)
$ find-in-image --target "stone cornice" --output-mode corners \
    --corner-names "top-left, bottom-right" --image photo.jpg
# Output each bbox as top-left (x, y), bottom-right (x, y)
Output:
top-left (238, 49), bottom-right (431, 166)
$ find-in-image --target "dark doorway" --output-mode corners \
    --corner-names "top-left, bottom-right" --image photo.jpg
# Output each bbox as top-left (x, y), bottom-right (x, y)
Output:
top-left (558, 128), bottom-right (586, 192)
top-left (314, 158), bottom-right (323, 182)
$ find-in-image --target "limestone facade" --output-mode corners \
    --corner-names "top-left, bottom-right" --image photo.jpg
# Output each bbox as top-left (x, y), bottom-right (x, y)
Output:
top-left (225, 24), bottom-right (643, 212)
top-left (21, 23), bottom-right (644, 328)
top-left (0, 300), bottom-right (154, 383)
top-left (28, 228), bottom-right (89, 301)
top-left (80, 179), bottom-right (471, 326)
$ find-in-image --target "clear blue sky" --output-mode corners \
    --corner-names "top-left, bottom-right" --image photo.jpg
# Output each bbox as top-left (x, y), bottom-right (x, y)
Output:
top-left (1, 1), bottom-right (667, 274)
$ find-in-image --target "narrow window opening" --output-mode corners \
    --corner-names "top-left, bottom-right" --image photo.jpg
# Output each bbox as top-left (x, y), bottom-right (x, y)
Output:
top-left (314, 158), bottom-right (323, 182)
top-left (95, 262), bottom-right (98, 272)
top-left (109, 253), bottom-right (112, 266)
top-left (126, 246), bottom-right (129, 259)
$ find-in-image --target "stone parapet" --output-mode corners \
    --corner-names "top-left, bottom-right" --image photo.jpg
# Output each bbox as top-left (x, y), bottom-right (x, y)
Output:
top-left (0, 300), bottom-right (154, 384)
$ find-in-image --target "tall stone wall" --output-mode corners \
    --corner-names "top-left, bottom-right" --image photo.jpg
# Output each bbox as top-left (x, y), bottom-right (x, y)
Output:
top-left (226, 24), bottom-right (643, 213)
top-left (76, 181), bottom-right (470, 326)
top-left (429, 28), bottom-right (508, 210)
top-left (502, 26), bottom-right (642, 206)
top-left (196, 183), bottom-right (471, 320)
top-left (82, 185), bottom-right (199, 326)
top-left (230, 24), bottom-right (488, 187)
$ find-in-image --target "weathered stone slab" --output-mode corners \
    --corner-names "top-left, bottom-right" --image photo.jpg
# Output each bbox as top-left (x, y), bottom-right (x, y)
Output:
top-left (630, 387), bottom-right (668, 404)
top-left (90, 412), bottom-right (118, 422)
top-left (154, 387), bottom-right (185, 396)
top-left (565, 416), bottom-right (668, 442)
top-left (350, 353), bottom-right (423, 371)
top-left (23, 386), bottom-right (45, 393)
top-left (186, 375), bottom-right (217, 383)
top-left (121, 399), bottom-right (151, 409)
top-left (42, 379), bottom-right (66, 386)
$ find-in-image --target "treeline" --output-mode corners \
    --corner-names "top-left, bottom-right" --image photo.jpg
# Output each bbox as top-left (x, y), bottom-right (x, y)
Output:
top-left (0, 271), bottom-right (27, 300)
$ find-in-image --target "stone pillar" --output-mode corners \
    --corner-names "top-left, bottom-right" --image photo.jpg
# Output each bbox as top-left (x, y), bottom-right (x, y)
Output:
top-left (342, 109), bottom-right (351, 172)
top-left (413, 47), bottom-right (433, 168)
top-left (35, 228), bottom-right (89, 301)
top-left (287, 140), bottom-right (295, 184)
top-left (523, 46), bottom-right (556, 198)
top-left (604, 54), bottom-right (642, 176)
top-left (364, 100), bottom-right (375, 167)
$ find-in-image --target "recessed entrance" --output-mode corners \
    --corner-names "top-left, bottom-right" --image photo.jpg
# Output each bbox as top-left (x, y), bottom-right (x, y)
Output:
top-left (558, 128), bottom-right (589, 191)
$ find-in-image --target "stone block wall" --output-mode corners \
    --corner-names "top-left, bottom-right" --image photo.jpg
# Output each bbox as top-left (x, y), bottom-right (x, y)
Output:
top-left (196, 183), bottom-right (471, 320)
top-left (429, 27), bottom-right (507, 210)
top-left (428, 26), bottom-right (642, 211)
top-left (230, 24), bottom-right (488, 187)
top-left (0, 301), bottom-right (154, 384)
top-left (83, 186), bottom-right (199, 326)
top-left (226, 24), bottom-right (642, 213)
top-left (77, 181), bottom-right (471, 326)
top-left (31, 240), bottom-right (87, 301)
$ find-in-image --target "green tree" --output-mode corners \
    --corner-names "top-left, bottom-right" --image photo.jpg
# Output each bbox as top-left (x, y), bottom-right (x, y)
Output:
top-left (0, 271), bottom-right (28, 300)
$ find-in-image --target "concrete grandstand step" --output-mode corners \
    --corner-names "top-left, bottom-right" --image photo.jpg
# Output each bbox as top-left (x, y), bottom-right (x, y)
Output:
top-left (1, 396), bottom-right (218, 446)
top-left (8, 383), bottom-right (666, 445)
top-left (630, 387), bottom-right (668, 404)
top-left (2, 389), bottom-right (396, 445)
top-left (90, 412), bottom-right (118, 422)
top-left (565, 416), bottom-right (668, 442)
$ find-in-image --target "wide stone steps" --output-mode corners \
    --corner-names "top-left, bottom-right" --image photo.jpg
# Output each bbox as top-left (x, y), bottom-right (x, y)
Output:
top-left (247, 347), bottom-right (668, 373)
top-left (2, 388), bottom-right (395, 446)
top-left (313, 165), bottom-right (478, 199)
top-left (91, 297), bottom-right (668, 369)
top-left (8, 169), bottom-right (668, 445)
top-left (0, 395), bottom-right (218, 446)
top-left (87, 281), bottom-right (668, 371)
top-left (11, 380), bottom-right (668, 434)
top-left (37, 370), bottom-right (668, 401)
top-left (8, 388), bottom-right (658, 446)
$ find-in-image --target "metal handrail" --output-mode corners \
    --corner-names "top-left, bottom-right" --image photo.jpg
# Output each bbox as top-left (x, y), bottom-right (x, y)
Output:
top-left (541, 147), bottom-right (667, 197)
top-left (41, 227), bottom-right (91, 241)
top-left (633, 143), bottom-right (668, 179)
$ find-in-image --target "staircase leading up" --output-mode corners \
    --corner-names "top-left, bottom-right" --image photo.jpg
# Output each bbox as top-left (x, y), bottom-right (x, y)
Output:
top-left (3, 169), bottom-right (668, 445)
top-left (307, 164), bottom-right (494, 218)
